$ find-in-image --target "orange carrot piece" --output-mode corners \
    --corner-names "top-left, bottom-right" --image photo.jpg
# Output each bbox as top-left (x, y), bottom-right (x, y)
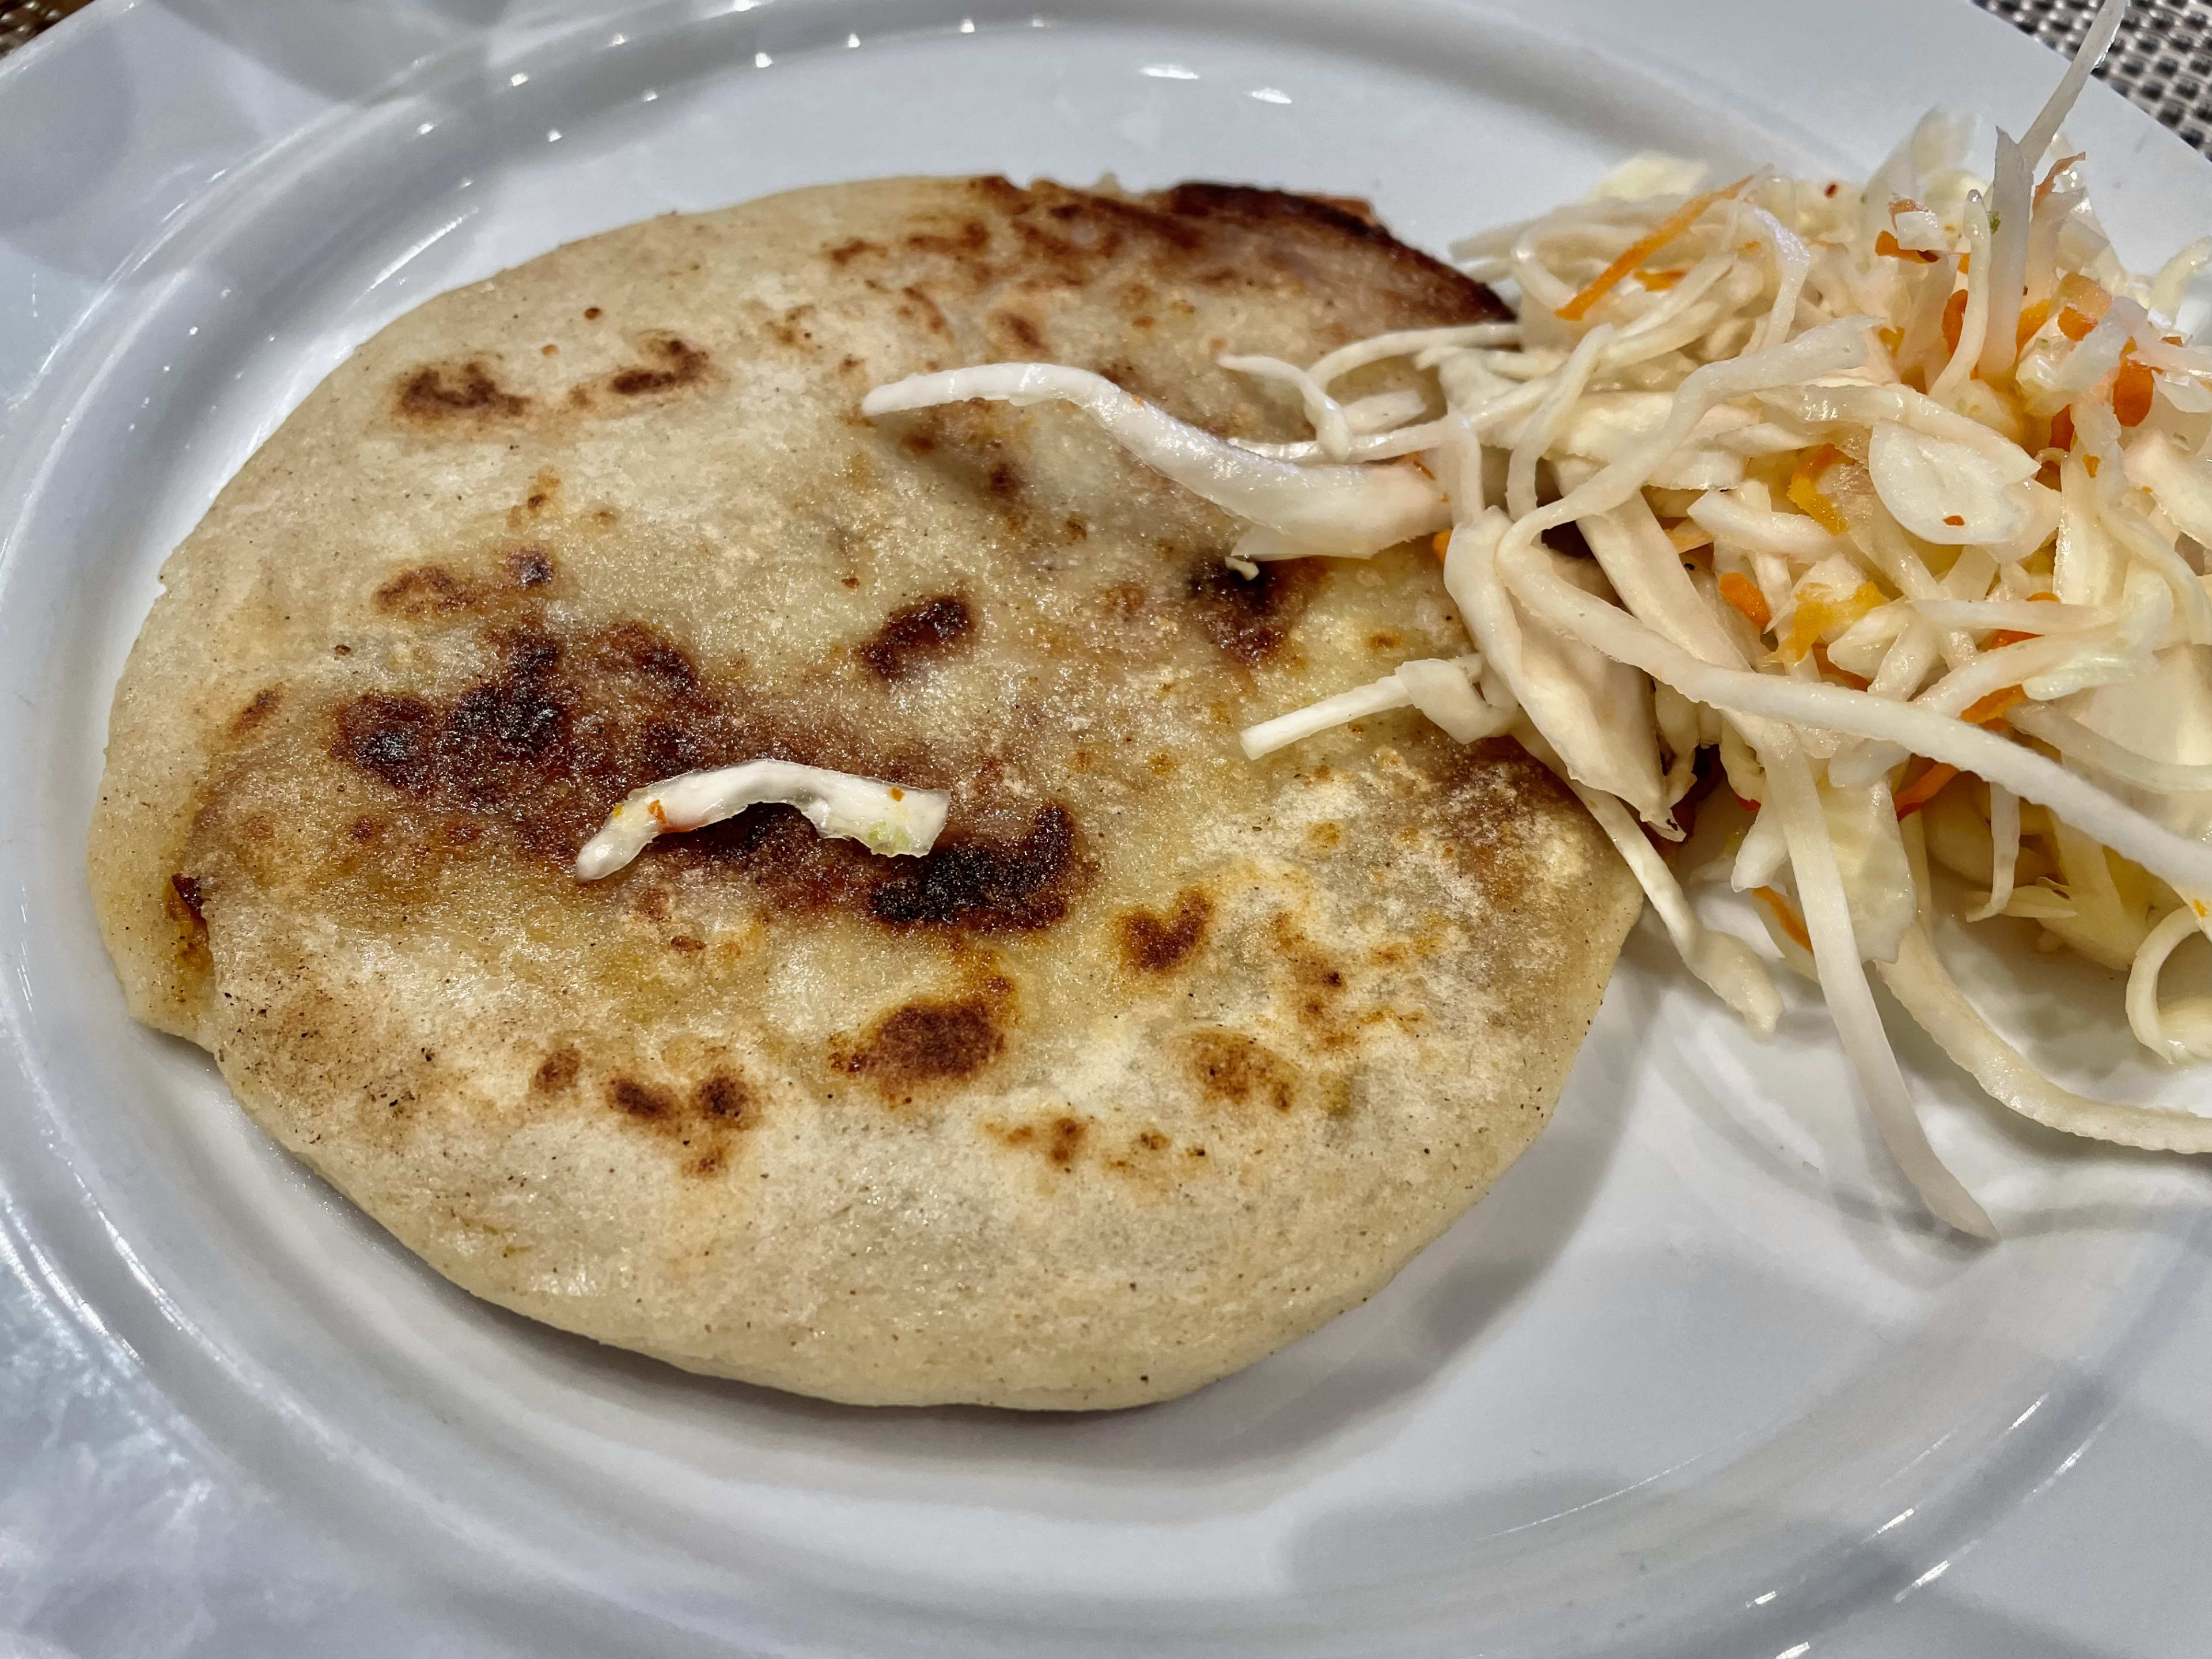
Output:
top-left (1780, 580), bottom-right (1885, 663)
top-left (1718, 571), bottom-right (1772, 632)
top-left (2115, 358), bottom-right (2156, 427)
top-left (1875, 229), bottom-right (1943, 264)
top-left (1752, 886), bottom-right (1815, 952)
top-left (1941, 289), bottom-right (1969, 355)
top-left (2033, 153), bottom-right (2086, 206)
top-left (1988, 611), bottom-right (2050, 649)
top-left (1893, 761), bottom-right (1962, 817)
top-left (1962, 684), bottom-right (2028, 725)
top-left (2049, 405), bottom-right (2075, 452)
top-left (2057, 271), bottom-right (2112, 321)
top-left (1810, 643), bottom-right (1871, 690)
top-left (1785, 444), bottom-right (1851, 534)
top-left (2015, 299), bottom-right (2052, 349)
top-left (1556, 177), bottom-right (1750, 322)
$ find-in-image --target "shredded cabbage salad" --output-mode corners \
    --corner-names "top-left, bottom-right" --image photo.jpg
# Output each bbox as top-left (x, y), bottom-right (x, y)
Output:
top-left (865, 0), bottom-right (2212, 1236)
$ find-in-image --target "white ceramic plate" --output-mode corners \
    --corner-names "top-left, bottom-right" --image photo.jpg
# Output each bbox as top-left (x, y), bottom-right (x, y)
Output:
top-left (5, 2), bottom-right (2212, 1654)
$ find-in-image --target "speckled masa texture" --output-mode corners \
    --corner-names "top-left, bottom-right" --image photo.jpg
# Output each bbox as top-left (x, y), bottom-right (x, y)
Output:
top-left (89, 177), bottom-right (1640, 1409)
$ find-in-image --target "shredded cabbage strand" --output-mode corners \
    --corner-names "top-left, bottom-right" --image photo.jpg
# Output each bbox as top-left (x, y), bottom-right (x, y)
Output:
top-left (577, 762), bottom-right (949, 880)
top-left (862, 364), bottom-right (1446, 555)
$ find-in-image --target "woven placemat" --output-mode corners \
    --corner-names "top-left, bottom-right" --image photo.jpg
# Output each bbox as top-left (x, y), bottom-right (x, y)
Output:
top-left (1980, 0), bottom-right (2212, 149)
top-left (1, 0), bottom-right (2208, 147)
top-left (0, 0), bottom-right (87, 57)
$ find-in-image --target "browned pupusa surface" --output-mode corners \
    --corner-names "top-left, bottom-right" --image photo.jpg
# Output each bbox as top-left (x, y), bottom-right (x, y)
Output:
top-left (90, 177), bottom-right (1640, 1408)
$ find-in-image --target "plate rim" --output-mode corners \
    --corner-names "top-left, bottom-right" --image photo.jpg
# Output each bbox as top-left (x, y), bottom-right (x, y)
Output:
top-left (4, 1), bottom-right (2211, 1653)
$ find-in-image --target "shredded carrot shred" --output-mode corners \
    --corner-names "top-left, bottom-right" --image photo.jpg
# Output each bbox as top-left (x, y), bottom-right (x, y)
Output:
top-left (1431, 529), bottom-right (1450, 562)
top-left (1666, 520), bottom-right (1714, 554)
top-left (2049, 406), bottom-right (2075, 452)
top-left (1874, 229), bottom-right (1943, 264)
top-left (2055, 272), bottom-right (2112, 344)
top-left (2015, 299), bottom-right (2051, 349)
top-left (1894, 761), bottom-right (1963, 817)
top-left (1986, 599), bottom-right (2055, 647)
top-left (1963, 684), bottom-right (2028, 725)
top-left (2058, 271), bottom-right (2112, 319)
top-left (1634, 266), bottom-right (1690, 290)
top-left (1780, 581), bottom-right (1885, 663)
top-left (1941, 289), bottom-right (1969, 355)
top-left (1810, 643), bottom-right (1871, 690)
top-left (1785, 444), bottom-right (1851, 534)
top-left (1752, 886), bottom-right (1815, 952)
top-left (2033, 153), bottom-right (2085, 206)
top-left (1718, 571), bottom-right (1772, 632)
top-left (1555, 177), bottom-right (1750, 322)
top-left (2115, 357), bottom-right (2156, 427)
